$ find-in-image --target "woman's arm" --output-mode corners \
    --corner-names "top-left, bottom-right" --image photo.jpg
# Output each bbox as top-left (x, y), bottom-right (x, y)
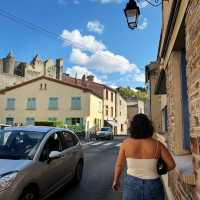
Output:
top-left (112, 143), bottom-right (126, 191)
top-left (160, 143), bottom-right (176, 171)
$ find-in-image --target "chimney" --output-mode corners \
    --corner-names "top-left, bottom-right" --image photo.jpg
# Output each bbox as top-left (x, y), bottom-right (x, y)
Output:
top-left (87, 75), bottom-right (94, 82)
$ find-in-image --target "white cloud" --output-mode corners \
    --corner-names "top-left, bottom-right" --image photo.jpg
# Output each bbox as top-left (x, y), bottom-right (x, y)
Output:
top-left (87, 20), bottom-right (104, 34)
top-left (138, 18), bottom-right (148, 30)
top-left (70, 48), bottom-right (89, 65)
top-left (70, 48), bottom-right (137, 74)
top-left (65, 66), bottom-right (103, 83)
top-left (60, 29), bottom-right (106, 53)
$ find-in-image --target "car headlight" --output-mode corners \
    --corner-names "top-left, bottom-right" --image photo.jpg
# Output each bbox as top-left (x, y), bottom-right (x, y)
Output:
top-left (0, 172), bottom-right (18, 192)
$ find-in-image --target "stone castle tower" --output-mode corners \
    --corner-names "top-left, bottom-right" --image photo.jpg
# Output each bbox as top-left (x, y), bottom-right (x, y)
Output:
top-left (0, 52), bottom-right (64, 90)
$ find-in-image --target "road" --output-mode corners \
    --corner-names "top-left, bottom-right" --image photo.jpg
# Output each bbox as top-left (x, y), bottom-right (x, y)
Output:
top-left (48, 137), bottom-right (125, 200)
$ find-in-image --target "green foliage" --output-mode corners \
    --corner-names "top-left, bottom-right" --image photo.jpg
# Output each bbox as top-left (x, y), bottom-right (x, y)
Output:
top-left (35, 121), bottom-right (65, 128)
top-left (65, 125), bottom-right (85, 134)
top-left (117, 87), bottom-right (147, 101)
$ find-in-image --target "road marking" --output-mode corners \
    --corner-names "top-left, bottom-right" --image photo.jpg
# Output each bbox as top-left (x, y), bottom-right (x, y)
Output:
top-left (81, 141), bottom-right (94, 146)
top-left (115, 143), bottom-right (121, 147)
top-left (103, 142), bottom-right (114, 146)
top-left (91, 142), bottom-right (104, 146)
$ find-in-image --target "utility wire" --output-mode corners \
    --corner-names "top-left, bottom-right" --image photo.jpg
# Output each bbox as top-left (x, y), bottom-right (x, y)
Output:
top-left (0, 8), bottom-right (64, 41)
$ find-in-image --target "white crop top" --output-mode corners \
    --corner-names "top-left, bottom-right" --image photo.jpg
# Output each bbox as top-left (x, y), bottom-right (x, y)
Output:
top-left (126, 158), bottom-right (159, 179)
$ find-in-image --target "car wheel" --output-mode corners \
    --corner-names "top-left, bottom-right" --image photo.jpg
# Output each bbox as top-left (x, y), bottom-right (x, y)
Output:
top-left (19, 186), bottom-right (39, 200)
top-left (73, 160), bottom-right (84, 184)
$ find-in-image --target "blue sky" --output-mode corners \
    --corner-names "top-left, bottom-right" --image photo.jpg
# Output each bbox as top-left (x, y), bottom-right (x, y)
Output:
top-left (0, 0), bottom-right (161, 88)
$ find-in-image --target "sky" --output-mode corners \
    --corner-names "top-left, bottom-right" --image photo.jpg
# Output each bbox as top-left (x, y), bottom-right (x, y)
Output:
top-left (0, 0), bottom-right (162, 88)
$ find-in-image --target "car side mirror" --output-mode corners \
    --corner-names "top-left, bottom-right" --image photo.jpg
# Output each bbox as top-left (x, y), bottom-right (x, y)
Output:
top-left (48, 151), bottom-right (62, 163)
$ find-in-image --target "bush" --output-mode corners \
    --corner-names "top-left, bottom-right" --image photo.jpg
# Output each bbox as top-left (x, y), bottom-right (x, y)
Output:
top-left (35, 121), bottom-right (65, 128)
top-left (65, 125), bottom-right (85, 134)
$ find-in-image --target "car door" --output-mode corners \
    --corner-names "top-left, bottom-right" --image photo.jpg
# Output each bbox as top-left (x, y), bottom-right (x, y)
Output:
top-left (60, 131), bottom-right (79, 182)
top-left (38, 132), bottom-right (64, 196)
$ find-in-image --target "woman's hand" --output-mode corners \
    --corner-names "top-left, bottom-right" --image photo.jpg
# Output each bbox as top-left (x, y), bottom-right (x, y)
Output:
top-left (112, 180), bottom-right (120, 191)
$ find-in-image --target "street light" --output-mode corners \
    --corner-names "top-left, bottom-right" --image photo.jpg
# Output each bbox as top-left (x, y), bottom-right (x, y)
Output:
top-left (124, 0), bottom-right (163, 29)
top-left (124, 0), bottom-right (140, 30)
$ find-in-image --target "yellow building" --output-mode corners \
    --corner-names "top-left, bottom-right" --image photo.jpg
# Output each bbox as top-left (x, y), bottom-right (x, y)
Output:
top-left (116, 93), bottom-right (128, 135)
top-left (0, 76), bottom-right (103, 133)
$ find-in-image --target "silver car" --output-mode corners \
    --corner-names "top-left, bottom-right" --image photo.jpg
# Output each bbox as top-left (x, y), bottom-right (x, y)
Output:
top-left (0, 126), bottom-right (84, 200)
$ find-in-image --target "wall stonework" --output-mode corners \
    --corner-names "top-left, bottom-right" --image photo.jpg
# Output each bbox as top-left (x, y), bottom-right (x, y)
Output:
top-left (186, 0), bottom-right (200, 198)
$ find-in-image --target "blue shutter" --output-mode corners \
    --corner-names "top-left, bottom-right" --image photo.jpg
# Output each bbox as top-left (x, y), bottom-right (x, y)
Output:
top-left (181, 52), bottom-right (190, 150)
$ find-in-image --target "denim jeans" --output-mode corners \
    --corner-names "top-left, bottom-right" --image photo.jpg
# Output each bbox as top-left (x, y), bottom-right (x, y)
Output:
top-left (123, 175), bottom-right (165, 200)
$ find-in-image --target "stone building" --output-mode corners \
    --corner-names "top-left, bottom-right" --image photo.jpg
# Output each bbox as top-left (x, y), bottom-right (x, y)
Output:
top-left (147, 0), bottom-right (200, 199)
top-left (0, 52), bottom-right (64, 90)
top-left (145, 61), bottom-right (162, 134)
top-left (126, 97), bottom-right (145, 130)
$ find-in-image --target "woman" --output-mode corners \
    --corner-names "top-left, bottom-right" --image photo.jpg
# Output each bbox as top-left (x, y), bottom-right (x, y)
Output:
top-left (112, 114), bottom-right (175, 200)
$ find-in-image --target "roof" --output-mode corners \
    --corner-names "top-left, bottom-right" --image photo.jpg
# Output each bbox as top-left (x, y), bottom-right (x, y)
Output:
top-left (62, 74), bottom-right (116, 98)
top-left (0, 76), bottom-right (103, 99)
top-left (5, 126), bottom-right (54, 133)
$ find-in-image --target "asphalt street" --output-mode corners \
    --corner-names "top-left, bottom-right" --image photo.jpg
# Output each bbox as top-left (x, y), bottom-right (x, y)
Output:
top-left (48, 137), bottom-right (126, 200)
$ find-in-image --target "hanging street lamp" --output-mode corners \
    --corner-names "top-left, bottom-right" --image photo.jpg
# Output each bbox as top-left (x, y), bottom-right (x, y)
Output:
top-left (124, 0), bottom-right (163, 29)
top-left (124, 0), bottom-right (140, 30)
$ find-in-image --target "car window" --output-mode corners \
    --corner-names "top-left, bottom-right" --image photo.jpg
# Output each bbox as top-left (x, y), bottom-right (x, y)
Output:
top-left (61, 131), bottom-right (78, 150)
top-left (40, 132), bottom-right (62, 161)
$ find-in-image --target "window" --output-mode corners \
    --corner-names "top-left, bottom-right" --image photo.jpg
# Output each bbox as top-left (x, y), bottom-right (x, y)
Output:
top-left (71, 97), bottom-right (81, 110)
top-left (27, 98), bottom-right (36, 110)
top-left (106, 106), bottom-right (109, 116)
top-left (98, 101), bottom-right (102, 113)
top-left (106, 90), bottom-right (108, 100)
top-left (48, 117), bottom-right (57, 122)
top-left (111, 93), bottom-right (113, 102)
top-left (120, 100), bottom-right (122, 105)
top-left (65, 118), bottom-right (83, 126)
top-left (48, 97), bottom-right (58, 110)
top-left (61, 131), bottom-right (78, 150)
top-left (6, 98), bottom-right (15, 110)
top-left (40, 132), bottom-right (62, 162)
top-left (162, 106), bottom-right (168, 133)
top-left (121, 124), bottom-right (124, 132)
top-left (111, 107), bottom-right (114, 117)
top-left (6, 117), bottom-right (14, 126)
top-left (26, 117), bottom-right (35, 125)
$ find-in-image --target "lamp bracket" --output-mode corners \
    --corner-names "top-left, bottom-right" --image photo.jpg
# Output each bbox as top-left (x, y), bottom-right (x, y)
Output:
top-left (137, 0), bottom-right (162, 7)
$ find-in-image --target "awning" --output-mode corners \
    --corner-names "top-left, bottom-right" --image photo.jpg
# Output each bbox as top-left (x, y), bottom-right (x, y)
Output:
top-left (105, 120), bottom-right (117, 127)
top-left (155, 69), bottom-right (167, 95)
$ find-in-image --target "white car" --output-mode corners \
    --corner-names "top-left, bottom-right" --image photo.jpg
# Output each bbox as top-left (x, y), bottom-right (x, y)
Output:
top-left (96, 127), bottom-right (114, 140)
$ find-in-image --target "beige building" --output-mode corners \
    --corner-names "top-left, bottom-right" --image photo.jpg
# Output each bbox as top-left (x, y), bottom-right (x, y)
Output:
top-left (147, 0), bottom-right (200, 199)
top-left (116, 93), bottom-right (128, 135)
top-left (0, 52), bottom-right (64, 90)
top-left (62, 74), bottom-right (118, 133)
top-left (0, 76), bottom-right (103, 133)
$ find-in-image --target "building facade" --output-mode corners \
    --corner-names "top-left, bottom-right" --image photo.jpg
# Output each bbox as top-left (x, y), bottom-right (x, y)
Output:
top-left (116, 93), bottom-right (128, 135)
top-left (0, 76), bottom-right (103, 133)
top-left (62, 74), bottom-right (122, 134)
top-left (0, 52), bottom-right (64, 90)
top-left (148, 0), bottom-right (200, 199)
top-left (126, 97), bottom-right (145, 130)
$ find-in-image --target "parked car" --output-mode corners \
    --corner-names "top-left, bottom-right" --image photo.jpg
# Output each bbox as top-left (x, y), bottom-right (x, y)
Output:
top-left (96, 127), bottom-right (113, 140)
top-left (0, 124), bottom-right (11, 130)
top-left (0, 126), bottom-right (84, 200)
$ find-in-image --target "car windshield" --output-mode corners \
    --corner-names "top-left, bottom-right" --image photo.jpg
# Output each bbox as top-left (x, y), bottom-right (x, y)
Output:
top-left (0, 130), bottom-right (45, 160)
top-left (101, 128), bottom-right (110, 131)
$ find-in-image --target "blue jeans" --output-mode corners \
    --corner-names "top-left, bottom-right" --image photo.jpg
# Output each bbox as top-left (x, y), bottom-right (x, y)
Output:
top-left (123, 175), bottom-right (165, 200)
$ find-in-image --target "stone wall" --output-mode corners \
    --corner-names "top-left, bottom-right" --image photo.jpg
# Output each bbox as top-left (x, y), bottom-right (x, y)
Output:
top-left (186, 0), bottom-right (200, 199)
